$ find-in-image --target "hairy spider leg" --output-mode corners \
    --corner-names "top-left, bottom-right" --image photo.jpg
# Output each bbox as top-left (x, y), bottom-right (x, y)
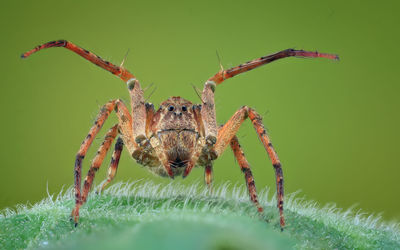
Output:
top-left (200, 49), bottom-right (339, 154)
top-left (207, 49), bottom-right (339, 85)
top-left (72, 124), bottom-right (118, 226)
top-left (81, 124), bottom-right (119, 202)
top-left (213, 106), bottom-right (285, 229)
top-left (21, 40), bottom-right (135, 82)
top-left (199, 48), bottom-right (338, 229)
top-left (99, 137), bottom-right (124, 193)
top-left (21, 40), bottom-right (156, 177)
top-left (21, 40), bottom-right (147, 144)
top-left (230, 135), bottom-right (263, 213)
top-left (71, 100), bottom-right (134, 226)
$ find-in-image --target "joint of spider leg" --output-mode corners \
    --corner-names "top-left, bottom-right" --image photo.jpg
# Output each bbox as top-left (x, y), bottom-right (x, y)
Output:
top-left (74, 169), bottom-right (80, 179)
top-left (273, 163), bottom-right (281, 169)
top-left (145, 103), bottom-right (154, 109)
top-left (135, 134), bottom-right (147, 144)
top-left (75, 154), bottom-right (84, 164)
top-left (247, 181), bottom-right (256, 190)
top-left (241, 167), bottom-right (251, 174)
top-left (206, 135), bottom-right (217, 145)
top-left (205, 80), bottom-right (216, 92)
top-left (126, 78), bottom-right (136, 90)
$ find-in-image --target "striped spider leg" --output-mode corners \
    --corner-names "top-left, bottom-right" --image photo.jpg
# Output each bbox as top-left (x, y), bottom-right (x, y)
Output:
top-left (21, 40), bottom-right (151, 225)
top-left (199, 49), bottom-right (338, 230)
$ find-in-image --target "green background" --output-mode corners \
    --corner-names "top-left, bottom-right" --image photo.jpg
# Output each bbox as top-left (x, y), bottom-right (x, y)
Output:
top-left (1, 1), bottom-right (399, 222)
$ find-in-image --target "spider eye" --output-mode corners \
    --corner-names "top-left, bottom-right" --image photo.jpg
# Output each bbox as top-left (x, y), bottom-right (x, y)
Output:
top-left (182, 106), bottom-right (187, 112)
top-left (168, 105), bottom-right (174, 111)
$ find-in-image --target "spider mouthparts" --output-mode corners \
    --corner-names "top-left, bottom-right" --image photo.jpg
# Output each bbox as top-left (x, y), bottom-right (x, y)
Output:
top-left (170, 157), bottom-right (187, 168)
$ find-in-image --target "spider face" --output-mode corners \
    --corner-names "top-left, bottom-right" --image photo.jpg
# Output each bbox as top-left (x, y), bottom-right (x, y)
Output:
top-left (152, 97), bottom-right (200, 172)
top-left (155, 96), bottom-right (197, 131)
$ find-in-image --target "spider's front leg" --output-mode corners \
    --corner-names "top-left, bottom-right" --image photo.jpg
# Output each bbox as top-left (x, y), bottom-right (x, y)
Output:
top-left (200, 48), bottom-right (338, 145)
top-left (21, 40), bottom-right (153, 223)
top-left (22, 40), bottom-right (149, 159)
top-left (200, 48), bottom-right (338, 229)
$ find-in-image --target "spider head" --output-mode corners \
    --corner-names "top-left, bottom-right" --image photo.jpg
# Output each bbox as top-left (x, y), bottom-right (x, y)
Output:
top-left (152, 97), bottom-right (201, 177)
top-left (156, 96), bottom-right (197, 130)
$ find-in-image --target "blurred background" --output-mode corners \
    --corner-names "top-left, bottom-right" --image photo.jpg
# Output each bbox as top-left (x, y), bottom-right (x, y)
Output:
top-left (1, 1), bottom-right (399, 222)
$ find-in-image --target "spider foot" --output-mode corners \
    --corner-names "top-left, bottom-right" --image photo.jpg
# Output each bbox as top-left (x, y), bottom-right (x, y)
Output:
top-left (70, 206), bottom-right (80, 227)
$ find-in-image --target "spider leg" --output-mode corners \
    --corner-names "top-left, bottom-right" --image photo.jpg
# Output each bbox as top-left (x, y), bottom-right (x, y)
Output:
top-left (72, 124), bottom-right (118, 225)
top-left (21, 40), bottom-right (147, 142)
top-left (207, 49), bottom-right (338, 85)
top-left (71, 99), bottom-right (135, 226)
top-left (230, 135), bottom-right (263, 213)
top-left (21, 40), bottom-right (135, 82)
top-left (213, 106), bottom-right (285, 229)
top-left (81, 124), bottom-right (119, 202)
top-left (99, 137), bottom-right (124, 193)
top-left (200, 49), bottom-right (338, 156)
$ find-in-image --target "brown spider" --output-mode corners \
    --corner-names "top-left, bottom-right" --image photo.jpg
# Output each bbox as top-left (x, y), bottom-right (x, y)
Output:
top-left (22, 40), bottom-right (338, 230)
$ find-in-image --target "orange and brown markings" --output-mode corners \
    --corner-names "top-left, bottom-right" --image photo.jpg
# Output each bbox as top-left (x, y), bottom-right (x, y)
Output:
top-left (74, 101), bottom-right (116, 207)
top-left (148, 97), bottom-right (205, 178)
top-left (208, 49), bottom-right (339, 85)
top-left (247, 109), bottom-right (284, 228)
top-left (230, 136), bottom-right (263, 213)
top-left (113, 99), bottom-right (136, 155)
top-left (81, 124), bottom-right (119, 203)
top-left (100, 137), bottom-right (124, 192)
top-left (21, 40), bottom-right (135, 82)
top-left (22, 39), bottom-right (338, 229)
top-left (72, 123), bottom-right (118, 225)
top-left (71, 99), bottom-right (135, 226)
top-left (213, 106), bottom-right (285, 228)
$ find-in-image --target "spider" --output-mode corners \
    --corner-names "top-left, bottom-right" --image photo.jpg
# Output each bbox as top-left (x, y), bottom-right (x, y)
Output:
top-left (21, 40), bottom-right (338, 230)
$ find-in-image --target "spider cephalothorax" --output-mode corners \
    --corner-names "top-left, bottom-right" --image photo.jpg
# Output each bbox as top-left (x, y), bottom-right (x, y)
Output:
top-left (148, 97), bottom-right (203, 177)
top-left (22, 40), bottom-right (338, 230)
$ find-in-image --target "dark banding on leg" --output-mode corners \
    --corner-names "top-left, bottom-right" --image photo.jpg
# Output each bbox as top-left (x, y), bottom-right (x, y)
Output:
top-left (247, 108), bottom-right (284, 229)
top-left (71, 100), bottom-right (116, 225)
top-left (213, 106), bottom-right (285, 229)
top-left (99, 137), bottom-right (124, 192)
top-left (80, 124), bottom-right (119, 204)
top-left (21, 40), bottom-right (135, 82)
top-left (207, 49), bottom-right (338, 85)
top-left (230, 136), bottom-right (263, 213)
